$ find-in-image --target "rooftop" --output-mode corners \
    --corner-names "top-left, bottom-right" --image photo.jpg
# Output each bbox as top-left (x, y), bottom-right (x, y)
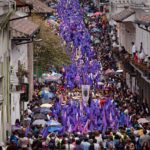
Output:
top-left (112, 8), bottom-right (135, 22)
top-left (10, 16), bottom-right (40, 38)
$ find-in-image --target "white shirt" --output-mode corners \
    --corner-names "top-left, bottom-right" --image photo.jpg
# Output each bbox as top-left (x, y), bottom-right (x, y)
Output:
top-left (94, 143), bottom-right (100, 150)
top-left (132, 45), bottom-right (136, 54)
top-left (139, 51), bottom-right (145, 60)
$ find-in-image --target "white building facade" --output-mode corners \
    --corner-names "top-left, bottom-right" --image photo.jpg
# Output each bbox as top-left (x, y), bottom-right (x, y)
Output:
top-left (111, 0), bottom-right (150, 107)
top-left (10, 43), bottom-right (29, 125)
top-left (0, 0), bottom-right (15, 143)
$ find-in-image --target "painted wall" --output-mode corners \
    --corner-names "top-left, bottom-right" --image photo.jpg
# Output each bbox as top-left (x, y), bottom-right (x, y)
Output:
top-left (135, 25), bottom-right (150, 56)
top-left (11, 93), bottom-right (20, 125)
top-left (0, 25), bottom-right (11, 143)
top-left (10, 44), bottom-right (28, 85)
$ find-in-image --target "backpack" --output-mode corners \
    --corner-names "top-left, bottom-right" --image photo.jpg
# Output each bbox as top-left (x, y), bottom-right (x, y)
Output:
top-left (49, 138), bottom-right (55, 149)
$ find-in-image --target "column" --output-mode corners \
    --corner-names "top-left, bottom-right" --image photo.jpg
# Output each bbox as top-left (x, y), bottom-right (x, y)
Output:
top-left (28, 43), bottom-right (34, 101)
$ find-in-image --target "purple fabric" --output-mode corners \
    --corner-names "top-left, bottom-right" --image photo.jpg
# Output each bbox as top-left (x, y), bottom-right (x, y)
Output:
top-left (57, 0), bottom-right (101, 89)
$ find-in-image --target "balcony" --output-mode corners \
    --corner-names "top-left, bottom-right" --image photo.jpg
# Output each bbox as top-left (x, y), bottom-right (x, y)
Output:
top-left (112, 47), bottom-right (150, 82)
top-left (119, 51), bottom-right (150, 81)
top-left (131, 59), bottom-right (150, 80)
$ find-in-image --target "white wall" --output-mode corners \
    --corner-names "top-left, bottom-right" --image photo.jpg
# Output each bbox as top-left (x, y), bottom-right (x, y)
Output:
top-left (11, 93), bottom-right (20, 125)
top-left (118, 22), bottom-right (136, 53)
top-left (0, 26), bottom-right (10, 143)
top-left (10, 43), bottom-right (28, 125)
top-left (135, 25), bottom-right (150, 56)
top-left (10, 44), bottom-right (28, 85)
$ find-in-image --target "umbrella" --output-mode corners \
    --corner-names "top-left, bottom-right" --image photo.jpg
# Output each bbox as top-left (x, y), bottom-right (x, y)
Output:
top-left (116, 69), bottom-right (123, 73)
top-left (40, 108), bottom-right (52, 114)
top-left (93, 12), bottom-right (103, 16)
top-left (48, 126), bottom-right (62, 132)
top-left (87, 13), bottom-right (93, 17)
top-left (40, 103), bottom-right (53, 108)
top-left (49, 16), bottom-right (56, 20)
top-left (42, 73), bottom-right (49, 78)
top-left (32, 107), bottom-right (41, 113)
top-left (94, 39), bottom-right (100, 44)
top-left (138, 118), bottom-right (150, 124)
top-left (46, 120), bottom-right (61, 126)
top-left (40, 90), bottom-right (55, 99)
top-left (11, 125), bottom-right (22, 131)
top-left (91, 28), bottom-right (101, 33)
top-left (98, 82), bottom-right (104, 85)
top-left (32, 119), bottom-right (46, 126)
top-left (48, 19), bottom-right (59, 26)
top-left (32, 108), bottom-right (51, 116)
top-left (105, 69), bottom-right (115, 75)
top-left (42, 72), bottom-right (62, 82)
top-left (46, 120), bottom-right (62, 132)
top-left (32, 113), bottom-right (47, 120)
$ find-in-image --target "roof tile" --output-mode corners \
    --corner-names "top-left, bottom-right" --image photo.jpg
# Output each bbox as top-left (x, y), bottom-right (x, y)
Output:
top-left (112, 9), bottom-right (135, 22)
top-left (10, 17), bottom-right (40, 37)
top-left (26, 0), bottom-right (54, 13)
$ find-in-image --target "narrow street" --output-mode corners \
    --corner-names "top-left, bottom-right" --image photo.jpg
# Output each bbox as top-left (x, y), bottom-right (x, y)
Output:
top-left (0, 0), bottom-right (150, 150)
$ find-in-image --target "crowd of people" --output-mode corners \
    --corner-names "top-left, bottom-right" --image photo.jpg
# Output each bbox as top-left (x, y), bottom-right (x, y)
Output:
top-left (2, 0), bottom-right (150, 150)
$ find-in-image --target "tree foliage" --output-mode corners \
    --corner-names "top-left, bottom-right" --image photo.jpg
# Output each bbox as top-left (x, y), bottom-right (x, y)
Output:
top-left (31, 15), bottom-right (70, 72)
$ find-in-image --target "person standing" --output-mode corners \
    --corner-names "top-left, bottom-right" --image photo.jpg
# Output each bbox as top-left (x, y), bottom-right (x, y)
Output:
top-left (139, 130), bottom-right (150, 149)
top-left (81, 138), bottom-right (90, 150)
top-left (131, 42), bottom-right (136, 58)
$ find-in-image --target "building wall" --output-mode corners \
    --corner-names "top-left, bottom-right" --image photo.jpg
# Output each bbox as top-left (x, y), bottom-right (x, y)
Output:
top-left (118, 22), bottom-right (136, 53)
top-left (111, 0), bottom-right (150, 108)
top-left (10, 44), bottom-right (28, 85)
top-left (0, 0), bottom-right (15, 142)
top-left (10, 43), bottom-right (28, 125)
top-left (0, 25), bottom-right (11, 142)
top-left (11, 93), bottom-right (20, 125)
top-left (135, 25), bottom-right (150, 56)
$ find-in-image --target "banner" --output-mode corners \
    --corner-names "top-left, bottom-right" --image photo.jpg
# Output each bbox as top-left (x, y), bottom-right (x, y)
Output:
top-left (82, 85), bottom-right (90, 102)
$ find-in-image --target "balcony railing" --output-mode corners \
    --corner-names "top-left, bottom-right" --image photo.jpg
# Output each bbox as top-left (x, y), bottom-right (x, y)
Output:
top-left (111, 0), bottom-right (131, 4)
top-left (124, 55), bottom-right (150, 80)
top-left (112, 47), bottom-right (150, 81)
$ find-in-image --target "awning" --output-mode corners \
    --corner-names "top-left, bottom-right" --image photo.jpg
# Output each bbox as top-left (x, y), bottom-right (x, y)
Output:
top-left (135, 14), bottom-right (150, 26)
top-left (10, 16), bottom-right (40, 38)
top-left (112, 9), bottom-right (135, 22)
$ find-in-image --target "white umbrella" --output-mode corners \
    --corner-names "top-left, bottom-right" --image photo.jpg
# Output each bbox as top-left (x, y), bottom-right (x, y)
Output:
top-left (138, 118), bottom-right (150, 124)
top-left (116, 70), bottom-right (123, 73)
top-left (98, 82), bottom-right (104, 85)
top-left (46, 120), bottom-right (61, 126)
top-left (32, 119), bottom-right (46, 126)
top-left (48, 19), bottom-right (59, 26)
top-left (40, 103), bottom-right (53, 108)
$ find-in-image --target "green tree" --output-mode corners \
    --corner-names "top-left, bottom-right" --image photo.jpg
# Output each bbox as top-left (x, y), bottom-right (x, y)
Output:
top-left (32, 15), bottom-right (70, 72)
